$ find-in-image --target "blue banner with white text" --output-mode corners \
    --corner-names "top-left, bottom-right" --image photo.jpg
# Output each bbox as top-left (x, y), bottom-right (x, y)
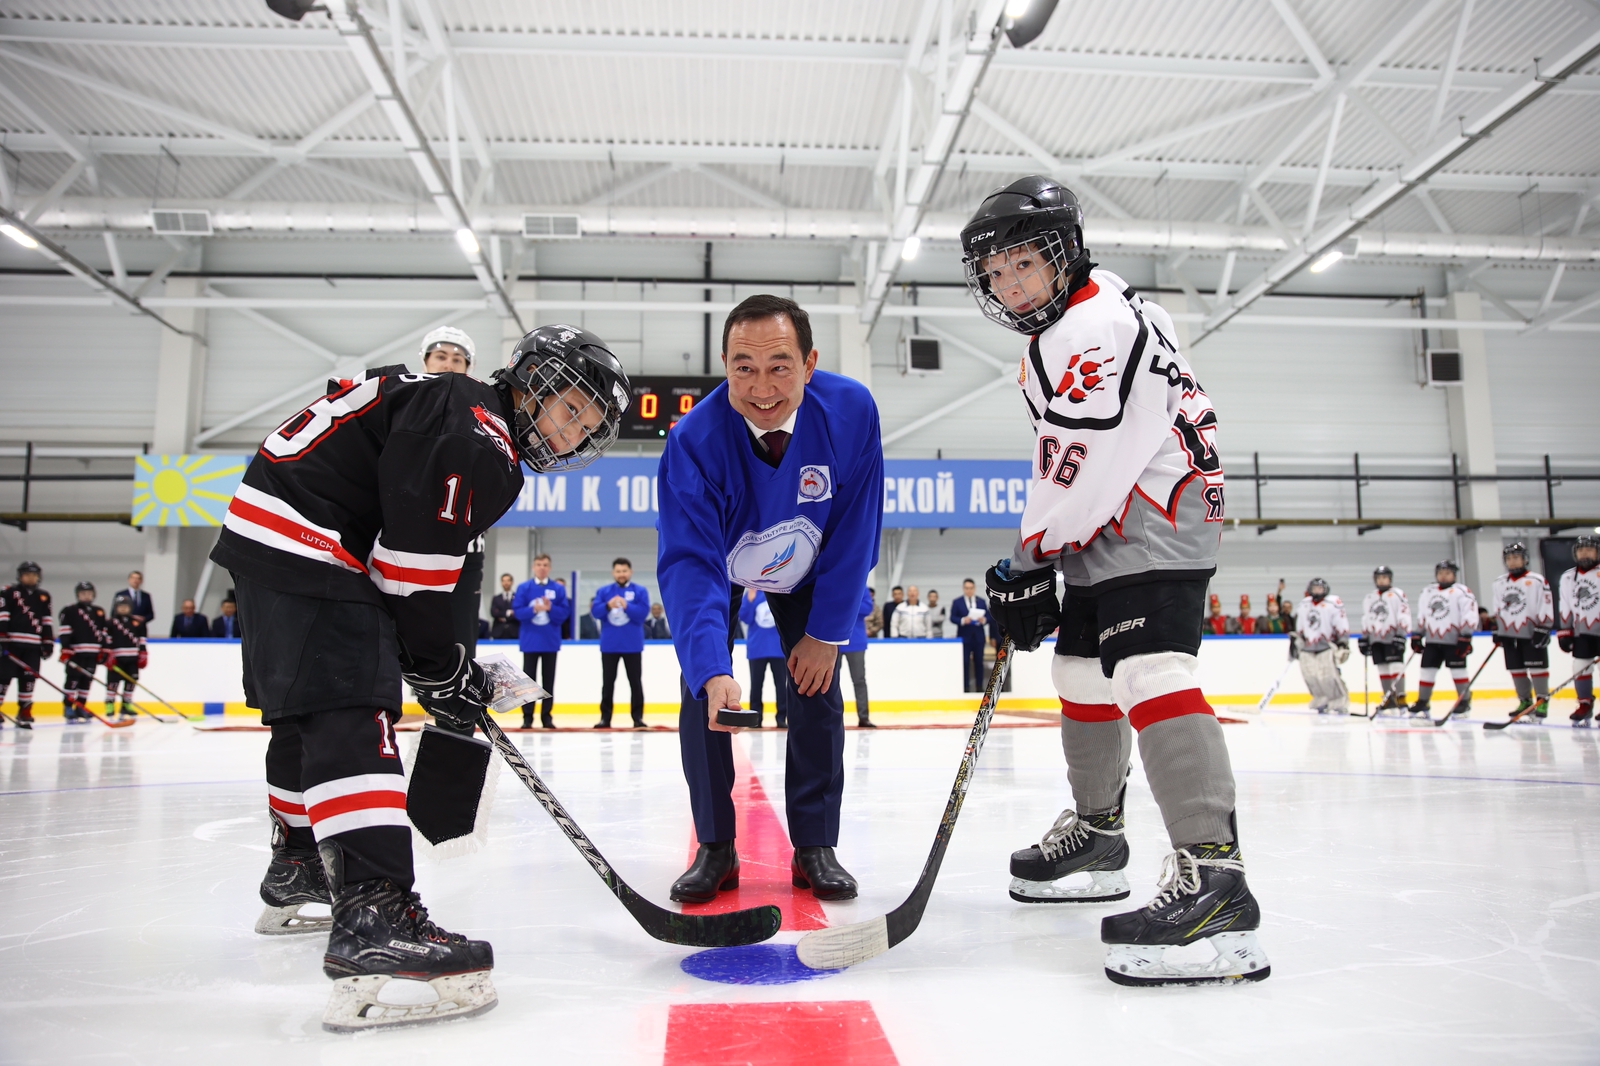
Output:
top-left (492, 457), bottom-right (1034, 529)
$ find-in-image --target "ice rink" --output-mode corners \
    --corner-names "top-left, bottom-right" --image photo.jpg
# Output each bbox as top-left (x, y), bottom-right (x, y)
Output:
top-left (3, 705), bottom-right (1599, 1066)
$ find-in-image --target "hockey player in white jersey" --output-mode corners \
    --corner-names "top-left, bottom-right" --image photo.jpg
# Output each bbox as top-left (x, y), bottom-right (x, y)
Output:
top-left (1558, 535), bottom-right (1600, 724)
top-left (1410, 560), bottom-right (1478, 718)
top-left (1361, 567), bottom-right (1411, 711)
top-left (963, 177), bottom-right (1266, 987)
top-left (1294, 578), bottom-right (1350, 713)
top-left (1490, 542), bottom-right (1554, 720)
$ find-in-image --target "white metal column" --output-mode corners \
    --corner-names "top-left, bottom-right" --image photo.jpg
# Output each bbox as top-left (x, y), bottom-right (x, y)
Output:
top-left (1442, 290), bottom-right (1503, 593)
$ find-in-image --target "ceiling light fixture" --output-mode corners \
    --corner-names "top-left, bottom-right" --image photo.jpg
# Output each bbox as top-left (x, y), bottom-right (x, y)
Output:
top-left (454, 227), bottom-right (480, 256)
top-left (1, 223), bottom-right (39, 250)
top-left (1308, 248), bottom-right (1344, 273)
top-left (900, 235), bottom-right (922, 262)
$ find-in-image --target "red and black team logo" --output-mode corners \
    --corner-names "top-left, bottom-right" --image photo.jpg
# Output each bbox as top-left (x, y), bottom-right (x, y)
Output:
top-left (1055, 347), bottom-right (1116, 403)
top-left (471, 405), bottom-right (519, 465)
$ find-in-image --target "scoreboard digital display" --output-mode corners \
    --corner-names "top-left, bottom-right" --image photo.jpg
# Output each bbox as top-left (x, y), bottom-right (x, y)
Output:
top-left (619, 376), bottom-right (717, 439)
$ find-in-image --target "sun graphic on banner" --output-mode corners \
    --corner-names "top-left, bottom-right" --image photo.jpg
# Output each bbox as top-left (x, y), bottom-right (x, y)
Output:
top-left (132, 454), bottom-right (247, 527)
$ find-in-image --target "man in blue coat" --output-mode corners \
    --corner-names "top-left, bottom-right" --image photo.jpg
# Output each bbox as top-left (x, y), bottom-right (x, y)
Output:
top-left (591, 558), bottom-right (650, 728)
top-left (949, 578), bottom-right (992, 692)
top-left (658, 294), bottom-right (883, 904)
top-left (513, 553), bottom-right (570, 729)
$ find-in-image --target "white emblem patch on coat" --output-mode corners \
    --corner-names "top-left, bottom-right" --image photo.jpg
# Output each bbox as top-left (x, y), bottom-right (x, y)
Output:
top-left (797, 465), bottom-right (833, 504)
top-left (726, 517), bottom-right (823, 593)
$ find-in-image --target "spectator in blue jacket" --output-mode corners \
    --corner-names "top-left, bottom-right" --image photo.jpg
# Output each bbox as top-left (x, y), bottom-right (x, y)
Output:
top-left (513, 553), bottom-right (571, 729)
top-left (841, 587), bottom-right (875, 727)
top-left (740, 588), bottom-right (791, 728)
top-left (591, 557), bottom-right (650, 728)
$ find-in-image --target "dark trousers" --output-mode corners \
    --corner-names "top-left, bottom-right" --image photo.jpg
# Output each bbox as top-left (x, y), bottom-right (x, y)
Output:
top-left (522, 651), bottom-right (557, 725)
top-left (679, 582), bottom-right (845, 847)
top-left (960, 634), bottom-right (986, 691)
top-left (748, 656), bottom-right (791, 722)
top-left (600, 651), bottom-right (644, 724)
top-left (0, 644), bottom-right (40, 713)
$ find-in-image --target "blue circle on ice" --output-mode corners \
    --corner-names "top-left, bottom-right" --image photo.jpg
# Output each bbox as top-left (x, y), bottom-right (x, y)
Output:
top-left (680, 943), bottom-right (844, 985)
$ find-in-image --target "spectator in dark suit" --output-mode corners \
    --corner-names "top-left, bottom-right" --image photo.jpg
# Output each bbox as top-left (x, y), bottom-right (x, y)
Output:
top-left (949, 579), bottom-right (991, 691)
top-left (118, 570), bottom-right (154, 626)
top-left (644, 602), bottom-right (672, 640)
top-left (881, 585), bottom-right (904, 637)
top-left (210, 595), bottom-right (242, 639)
top-left (170, 598), bottom-right (209, 638)
top-left (490, 573), bottom-right (520, 639)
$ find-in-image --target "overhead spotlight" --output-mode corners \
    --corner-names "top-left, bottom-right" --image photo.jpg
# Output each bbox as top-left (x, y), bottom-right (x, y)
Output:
top-left (900, 235), bottom-right (922, 261)
top-left (1308, 248), bottom-right (1343, 273)
top-left (1004, 0), bottom-right (1033, 16)
top-left (264, 0), bottom-right (321, 21)
top-left (454, 227), bottom-right (481, 256)
top-left (1005, 0), bottom-right (1060, 49)
top-left (0, 222), bottom-right (39, 250)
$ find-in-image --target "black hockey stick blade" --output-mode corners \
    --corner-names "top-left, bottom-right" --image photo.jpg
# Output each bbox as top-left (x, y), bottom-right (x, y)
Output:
top-left (1434, 644), bottom-right (1500, 727)
top-left (796, 639), bottom-right (1014, 971)
top-left (478, 715), bottom-right (780, 947)
top-left (63, 658), bottom-right (174, 724)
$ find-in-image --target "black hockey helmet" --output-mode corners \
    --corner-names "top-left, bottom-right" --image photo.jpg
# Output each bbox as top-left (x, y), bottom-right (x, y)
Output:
top-left (75, 581), bottom-right (95, 595)
top-left (113, 593), bottom-right (133, 612)
top-left (16, 560), bottom-right (40, 579)
top-left (1575, 535), bottom-right (1599, 567)
top-left (1434, 559), bottom-right (1458, 584)
top-left (1306, 576), bottom-right (1329, 599)
top-left (492, 324), bottom-right (630, 473)
top-left (1503, 541), bottom-right (1528, 568)
top-left (960, 175), bottom-right (1091, 335)
top-left (1373, 566), bottom-right (1393, 587)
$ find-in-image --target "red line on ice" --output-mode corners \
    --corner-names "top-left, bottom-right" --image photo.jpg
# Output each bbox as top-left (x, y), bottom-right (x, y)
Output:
top-left (663, 1001), bottom-right (899, 1066)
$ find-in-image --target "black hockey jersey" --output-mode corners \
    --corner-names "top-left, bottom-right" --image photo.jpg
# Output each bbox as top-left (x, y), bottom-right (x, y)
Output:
top-left (106, 612), bottom-right (147, 655)
top-left (0, 584), bottom-right (53, 648)
top-left (59, 602), bottom-right (108, 655)
top-left (209, 366), bottom-right (525, 677)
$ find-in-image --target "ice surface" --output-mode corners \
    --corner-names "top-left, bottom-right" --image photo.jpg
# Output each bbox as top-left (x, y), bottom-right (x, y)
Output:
top-left (2, 710), bottom-right (1598, 1064)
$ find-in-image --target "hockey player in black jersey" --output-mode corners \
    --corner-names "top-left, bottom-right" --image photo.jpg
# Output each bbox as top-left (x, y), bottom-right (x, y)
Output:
top-left (1, 562), bottom-right (53, 729)
top-left (58, 582), bottom-right (108, 722)
top-left (104, 594), bottom-right (148, 718)
top-left (211, 324), bottom-right (630, 1031)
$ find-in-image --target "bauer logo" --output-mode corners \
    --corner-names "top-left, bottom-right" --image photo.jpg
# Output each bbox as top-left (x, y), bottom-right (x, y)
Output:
top-left (386, 939), bottom-right (431, 956)
top-left (1098, 616), bottom-right (1146, 643)
top-left (725, 517), bottom-right (822, 593)
top-left (797, 464), bottom-right (833, 504)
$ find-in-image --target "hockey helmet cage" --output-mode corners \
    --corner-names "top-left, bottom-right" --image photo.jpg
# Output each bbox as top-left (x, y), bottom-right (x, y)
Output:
top-left (420, 325), bottom-right (476, 366)
top-left (1576, 535), bottom-right (1599, 566)
top-left (1373, 565), bottom-right (1393, 586)
top-left (1305, 576), bottom-right (1329, 598)
top-left (961, 176), bottom-right (1091, 335)
top-left (75, 581), bottom-right (95, 595)
top-left (16, 560), bottom-right (40, 578)
top-left (492, 324), bottom-right (630, 473)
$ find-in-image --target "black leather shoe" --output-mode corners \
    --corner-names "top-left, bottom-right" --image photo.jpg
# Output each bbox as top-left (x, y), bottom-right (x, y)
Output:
top-left (541, 712), bottom-right (555, 730)
top-left (792, 846), bottom-right (858, 900)
top-left (857, 715), bottom-right (877, 728)
top-left (671, 842), bottom-right (739, 903)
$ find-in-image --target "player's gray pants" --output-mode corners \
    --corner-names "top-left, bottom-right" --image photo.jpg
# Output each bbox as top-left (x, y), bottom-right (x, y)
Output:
top-left (1055, 654), bottom-right (1235, 848)
top-left (1298, 647), bottom-right (1349, 712)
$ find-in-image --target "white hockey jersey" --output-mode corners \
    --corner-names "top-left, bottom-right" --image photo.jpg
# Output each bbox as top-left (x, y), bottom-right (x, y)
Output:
top-left (1011, 269), bottom-right (1223, 591)
top-left (1295, 594), bottom-right (1348, 651)
top-left (1559, 566), bottom-right (1600, 636)
top-left (1414, 582), bottom-right (1478, 644)
top-left (1489, 571), bottom-right (1553, 637)
top-left (1361, 588), bottom-right (1411, 643)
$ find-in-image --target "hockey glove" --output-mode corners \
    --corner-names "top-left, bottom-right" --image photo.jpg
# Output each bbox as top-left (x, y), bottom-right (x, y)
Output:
top-left (1558, 630), bottom-right (1575, 654)
top-left (985, 559), bottom-right (1060, 652)
top-left (1491, 633), bottom-right (1504, 647)
top-left (41, 641), bottom-right (53, 659)
top-left (1410, 634), bottom-right (1424, 655)
top-left (59, 648), bottom-right (71, 664)
top-left (1531, 628), bottom-right (1550, 650)
top-left (1455, 638), bottom-right (1474, 659)
top-left (1287, 633), bottom-right (1299, 660)
top-left (403, 644), bottom-right (493, 732)
top-left (1357, 636), bottom-right (1370, 657)
top-left (1334, 639), bottom-right (1351, 665)
top-left (137, 646), bottom-right (148, 669)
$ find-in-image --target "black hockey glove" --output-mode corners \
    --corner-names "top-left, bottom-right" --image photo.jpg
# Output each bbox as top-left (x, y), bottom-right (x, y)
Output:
top-left (1531, 628), bottom-right (1550, 650)
top-left (1558, 629), bottom-right (1575, 653)
top-left (402, 644), bottom-right (493, 732)
top-left (1491, 633), bottom-right (1504, 647)
top-left (1357, 636), bottom-right (1370, 657)
top-left (1455, 638), bottom-right (1474, 659)
top-left (985, 559), bottom-right (1060, 652)
top-left (1410, 634), bottom-right (1424, 655)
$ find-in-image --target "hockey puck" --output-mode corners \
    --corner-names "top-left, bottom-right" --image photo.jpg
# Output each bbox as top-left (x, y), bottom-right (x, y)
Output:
top-left (716, 708), bottom-right (762, 729)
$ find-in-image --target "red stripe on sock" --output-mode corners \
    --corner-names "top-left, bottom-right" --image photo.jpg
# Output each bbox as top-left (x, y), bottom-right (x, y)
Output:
top-left (1128, 688), bottom-right (1215, 732)
top-left (306, 790), bottom-right (405, 823)
top-left (664, 1002), bottom-right (898, 1066)
top-left (1060, 698), bottom-right (1124, 722)
top-left (681, 738), bottom-right (828, 931)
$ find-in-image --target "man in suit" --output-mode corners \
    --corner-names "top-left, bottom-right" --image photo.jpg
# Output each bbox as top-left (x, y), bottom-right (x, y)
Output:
top-left (881, 585), bottom-right (904, 637)
top-left (170, 598), bottom-right (209, 638)
top-left (210, 594), bottom-right (243, 639)
top-left (118, 570), bottom-right (154, 627)
top-left (644, 602), bottom-right (672, 640)
top-left (490, 573), bottom-right (520, 640)
top-left (950, 578), bottom-right (991, 692)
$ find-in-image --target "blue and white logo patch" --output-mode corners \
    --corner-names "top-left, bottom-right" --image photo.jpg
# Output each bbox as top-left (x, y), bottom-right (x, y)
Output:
top-left (726, 517), bottom-right (823, 593)
top-left (797, 464), bottom-right (832, 504)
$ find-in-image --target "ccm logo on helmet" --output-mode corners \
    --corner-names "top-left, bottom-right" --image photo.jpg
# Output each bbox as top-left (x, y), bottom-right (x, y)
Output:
top-left (1098, 617), bottom-right (1146, 643)
top-left (970, 230), bottom-right (996, 244)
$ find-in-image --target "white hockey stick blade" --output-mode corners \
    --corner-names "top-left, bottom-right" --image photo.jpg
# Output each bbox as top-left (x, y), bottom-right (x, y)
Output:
top-left (795, 915), bottom-right (889, 970)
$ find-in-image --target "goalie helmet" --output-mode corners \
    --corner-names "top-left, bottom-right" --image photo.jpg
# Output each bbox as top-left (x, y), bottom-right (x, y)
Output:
top-left (492, 324), bottom-right (630, 473)
top-left (1373, 566), bottom-right (1393, 588)
top-left (960, 175), bottom-right (1091, 335)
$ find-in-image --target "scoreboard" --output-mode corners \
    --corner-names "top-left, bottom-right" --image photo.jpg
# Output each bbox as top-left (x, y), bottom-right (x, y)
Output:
top-left (619, 376), bottom-right (717, 439)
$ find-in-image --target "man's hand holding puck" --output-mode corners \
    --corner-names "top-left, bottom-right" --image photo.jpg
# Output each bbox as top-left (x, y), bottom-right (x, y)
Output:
top-left (705, 674), bottom-right (747, 733)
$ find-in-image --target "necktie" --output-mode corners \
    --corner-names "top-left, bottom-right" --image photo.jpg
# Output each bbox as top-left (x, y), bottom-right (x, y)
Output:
top-left (761, 430), bottom-right (789, 463)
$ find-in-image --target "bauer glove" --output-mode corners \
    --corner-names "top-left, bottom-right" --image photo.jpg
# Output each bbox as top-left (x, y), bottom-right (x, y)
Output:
top-left (1455, 638), bottom-right (1473, 659)
top-left (984, 559), bottom-right (1060, 653)
top-left (1410, 634), bottom-right (1424, 654)
top-left (403, 644), bottom-right (493, 732)
top-left (1558, 630), bottom-right (1575, 653)
top-left (1531, 628), bottom-right (1550, 650)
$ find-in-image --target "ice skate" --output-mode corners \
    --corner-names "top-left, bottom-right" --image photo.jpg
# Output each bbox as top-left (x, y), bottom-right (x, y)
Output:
top-left (1571, 698), bottom-right (1594, 726)
top-left (1452, 694), bottom-right (1472, 719)
top-left (319, 844), bottom-right (495, 1032)
top-left (1101, 835), bottom-right (1269, 987)
top-left (255, 822), bottom-right (333, 936)
top-left (1409, 699), bottom-right (1430, 718)
top-left (1009, 796), bottom-right (1130, 903)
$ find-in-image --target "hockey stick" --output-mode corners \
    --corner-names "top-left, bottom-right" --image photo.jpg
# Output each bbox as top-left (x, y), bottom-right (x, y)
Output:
top-left (1257, 658), bottom-right (1295, 712)
top-left (1484, 665), bottom-right (1583, 731)
top-left (476, 713), bottom-right (781, 947)
top-left (1433, 644), bottom-right (1500, 727)
top-left (61, 658), bottom-right (174, 724)
top-left (795, 638), bottom-right (1014, 971)
top-left (1362, 649), bottom-right (1369, 717)
top-left (0, 705), bottom-right (22, 729)
top-left (4, 651), bottom-right (133, 729)
top-left (105, 662), bottom-right (197, 721)
top-left (1355, 647), bottom-right (1415, 719)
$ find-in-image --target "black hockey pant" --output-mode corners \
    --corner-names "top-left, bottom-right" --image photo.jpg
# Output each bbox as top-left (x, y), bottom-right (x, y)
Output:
top-left (62, 653), bottom-right (100, 716)
top-left (265, 708), bottom-right (412, 889)
top-left (0, 645), bottom-right (40, 718)
top-left (105, 657), bottom-right (138, 709)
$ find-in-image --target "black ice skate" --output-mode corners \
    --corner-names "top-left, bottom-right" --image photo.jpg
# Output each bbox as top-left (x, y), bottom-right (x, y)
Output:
top-left (1409, 698), bottom-right (1431, 718)
top-left (1009, 795), bottom-right (1130, 904)
top-left (1572, 698), bottom-right (1594, 726)
top-left (255, 821), bottom-right (333, 936)
top-left (1100, 834), bottom-right (1269, 987)
top-left (319, 842), bottom-right (496, 1032)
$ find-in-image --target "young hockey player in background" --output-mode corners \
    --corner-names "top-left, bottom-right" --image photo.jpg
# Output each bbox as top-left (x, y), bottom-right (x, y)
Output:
top-left (1361, 567), bottom-right (1411, 712)
top-left (0, 561), bottom-right (52, 728)
top-left (1559, 535), bottom-right (1600, 724)
top-left (58, 581), bottom-right (108, 722)
top-left (963, 176), bottom-right (1266, 987)
top-left (1294, 578), bottom-right (1350, 714)
top-left (104, 594), bottom-right (148, 718)
top-left (1411, 560), bottom-right (1478, 718)
top-left (1490, 542), bottom-right (1554, 720)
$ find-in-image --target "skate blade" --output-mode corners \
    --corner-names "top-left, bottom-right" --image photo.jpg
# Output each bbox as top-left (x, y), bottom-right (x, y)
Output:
top-left (1009, 869), bottom-right (1130, 904)
top-left (254, 903), bottom-right (333, 936)
top-left (322, 971), bottom-right (497, 1032)
top-left (1103, 931), bottom-right (1270, 987)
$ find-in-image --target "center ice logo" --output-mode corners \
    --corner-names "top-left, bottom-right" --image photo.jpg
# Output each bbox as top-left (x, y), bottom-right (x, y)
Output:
top-left (726, 517), bottom-right (822, 593)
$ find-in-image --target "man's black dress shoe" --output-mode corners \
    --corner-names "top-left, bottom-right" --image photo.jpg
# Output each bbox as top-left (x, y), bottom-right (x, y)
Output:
top-left (670, 841), bottom-right (739, 903)
top-left (791, 846), bottom-right (858, 900)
